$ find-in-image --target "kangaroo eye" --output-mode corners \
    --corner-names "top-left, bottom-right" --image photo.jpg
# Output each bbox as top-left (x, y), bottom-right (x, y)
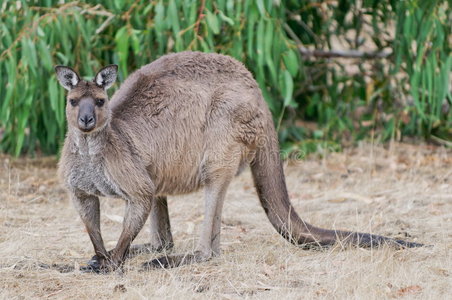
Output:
top-left (69, 99), bottom-right (77, 107)
top-left (95, 98), bottom-right (105, 107)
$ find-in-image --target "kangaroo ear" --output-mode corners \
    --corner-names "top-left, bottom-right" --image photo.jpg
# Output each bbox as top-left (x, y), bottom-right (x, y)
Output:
top-left (94, 65), bottom-right (118, 90)
top-left (54, 66), bottom-right (80, 90)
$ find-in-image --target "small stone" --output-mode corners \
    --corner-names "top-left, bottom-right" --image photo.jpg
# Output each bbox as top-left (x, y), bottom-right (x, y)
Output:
top-left (113, 284), bottom-right (127, 293)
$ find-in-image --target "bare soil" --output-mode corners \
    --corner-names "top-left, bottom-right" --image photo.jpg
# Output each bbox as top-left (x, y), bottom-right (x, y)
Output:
top-left (0, 142), bottom-right (450, 299)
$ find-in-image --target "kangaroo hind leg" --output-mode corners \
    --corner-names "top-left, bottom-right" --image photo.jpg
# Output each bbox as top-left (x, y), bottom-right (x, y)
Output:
top-left (128, 196), bottom-right (174, 257)
top-left (143, 169), bottom-right (234, 269)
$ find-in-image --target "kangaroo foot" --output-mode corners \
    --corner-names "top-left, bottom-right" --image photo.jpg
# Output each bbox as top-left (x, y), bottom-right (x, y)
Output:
top-left (79, 252), bottom-right (123, 274)
top-left (80, 255), bottom-right (109, 274)
top-left (142, 251), bottom-right (212, 269)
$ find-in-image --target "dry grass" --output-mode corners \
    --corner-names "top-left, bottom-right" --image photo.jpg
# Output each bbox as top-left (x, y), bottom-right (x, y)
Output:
top-left (0, 142), bottom-right (451, 299)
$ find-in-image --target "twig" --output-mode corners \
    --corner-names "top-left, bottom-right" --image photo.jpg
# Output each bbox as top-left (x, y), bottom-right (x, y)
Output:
top-left (430, 135), bottom-right (452, 148)
top-left (283, 23), bottom-right (303, 46)
top-left (194, 0), bottom-right (206, 37)
top-left (298, 47), bottom-right (392, 59)
top-left (179, 22), bottom-right (197, 37)
top-left (80, 4), bottom-right (115, 37)
top-left (94, 15), bottom-right (115, 35)
top-left (283, 23), bottom-right (391, 59)
top-left (80, 4), bottom-right (113, 17)
top-left (121, 0), bottom-right (141, 21)
top-left (287, 13), bottom-right (321, 44)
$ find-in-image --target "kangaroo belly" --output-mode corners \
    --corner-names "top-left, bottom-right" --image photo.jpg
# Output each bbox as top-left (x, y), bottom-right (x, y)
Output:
top-left (150, 148), bottom-right (205, 196)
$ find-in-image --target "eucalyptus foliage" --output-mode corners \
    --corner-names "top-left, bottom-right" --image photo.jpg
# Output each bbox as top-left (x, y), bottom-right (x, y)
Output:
top-left (0, 0), bottom-right (450, 156)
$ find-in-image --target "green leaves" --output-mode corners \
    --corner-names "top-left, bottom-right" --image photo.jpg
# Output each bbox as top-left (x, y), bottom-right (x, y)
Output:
top-left (282, 70), bottom-right (294, 107)
top-left (393, 0), bottom-right (451, 138)
top-left (205, 10), bottom-right (220, 35)
top-left (218, 10), bottom-right (234, 26)
top-left (115, 25), bottom-right (129, 79)
top-left (283, 49), bottom-right (299, 77)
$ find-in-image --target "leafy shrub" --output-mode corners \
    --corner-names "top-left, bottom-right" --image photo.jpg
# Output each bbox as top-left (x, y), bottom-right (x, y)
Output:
top-left (0, 0), bottom-right (449, 156)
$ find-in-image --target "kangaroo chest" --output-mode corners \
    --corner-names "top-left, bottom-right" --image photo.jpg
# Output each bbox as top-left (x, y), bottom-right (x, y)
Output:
top-left (67, 155), bottom-right (124, 199)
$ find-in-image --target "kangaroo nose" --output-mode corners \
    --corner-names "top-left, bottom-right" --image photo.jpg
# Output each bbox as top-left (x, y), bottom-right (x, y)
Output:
top-left (78, 115), bottom-right (95, 131)
top-left (79, 115), bottom-right (94, 125)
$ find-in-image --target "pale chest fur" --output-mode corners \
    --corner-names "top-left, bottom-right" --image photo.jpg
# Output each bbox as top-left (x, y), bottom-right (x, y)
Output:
top-left (66, 156), bottom-right (122, 198)
top-left (64, 134), bottom-right (125, 199)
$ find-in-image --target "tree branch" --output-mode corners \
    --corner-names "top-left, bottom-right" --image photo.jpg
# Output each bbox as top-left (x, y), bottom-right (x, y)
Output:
top-left (194, 0), bottom-right (206, 37)
top-left (298, 46), bottom-right (392, 59)
top-left (283, 23), bottom-right (391, 59)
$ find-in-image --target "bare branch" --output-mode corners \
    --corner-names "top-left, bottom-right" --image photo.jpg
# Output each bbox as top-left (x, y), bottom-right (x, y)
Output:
top-left (94, 15), bottom-right (115, 35)
top-left (298, 47), bottom-right (392, 59)
top-left (283, 23), bottom-right (391, 59)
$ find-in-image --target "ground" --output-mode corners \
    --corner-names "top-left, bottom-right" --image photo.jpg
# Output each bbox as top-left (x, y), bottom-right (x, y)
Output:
top-left (0, 142), bottom-right (450, 299)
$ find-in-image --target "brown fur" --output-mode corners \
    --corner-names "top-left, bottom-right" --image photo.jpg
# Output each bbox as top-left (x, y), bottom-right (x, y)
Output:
top-left (55, 51), bottom-right (422, 272)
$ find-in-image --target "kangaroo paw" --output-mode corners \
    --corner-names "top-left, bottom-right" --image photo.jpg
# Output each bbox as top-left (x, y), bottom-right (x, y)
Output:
top-left (80, 255), bottom-right (106, 274)
top-left (79, 254), bottom-right (121, 274)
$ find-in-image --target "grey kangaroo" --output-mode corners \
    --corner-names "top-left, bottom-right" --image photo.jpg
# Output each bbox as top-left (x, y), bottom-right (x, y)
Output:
top-left (55, 51), bottom-right (422, 273)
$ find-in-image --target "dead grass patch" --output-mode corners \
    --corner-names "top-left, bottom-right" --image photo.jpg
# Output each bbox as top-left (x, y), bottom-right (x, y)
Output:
top-left (0, 143), bottom-right (450, 299)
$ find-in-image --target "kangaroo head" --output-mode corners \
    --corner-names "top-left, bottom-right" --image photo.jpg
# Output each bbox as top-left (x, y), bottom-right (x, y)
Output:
top-left (55, 65), bottom-right (118, 134)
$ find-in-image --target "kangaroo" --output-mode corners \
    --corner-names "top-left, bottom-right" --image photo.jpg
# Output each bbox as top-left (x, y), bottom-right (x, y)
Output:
top-left (55, 51), bottom-right (422, 273)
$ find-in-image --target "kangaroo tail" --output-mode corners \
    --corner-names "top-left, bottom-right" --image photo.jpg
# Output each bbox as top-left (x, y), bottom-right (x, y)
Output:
top-left (250, 123), bottom-right (422, 249)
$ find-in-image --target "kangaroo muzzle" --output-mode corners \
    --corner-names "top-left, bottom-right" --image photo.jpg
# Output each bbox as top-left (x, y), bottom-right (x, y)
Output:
top-left (78, 101), bottom-right (96, 132)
